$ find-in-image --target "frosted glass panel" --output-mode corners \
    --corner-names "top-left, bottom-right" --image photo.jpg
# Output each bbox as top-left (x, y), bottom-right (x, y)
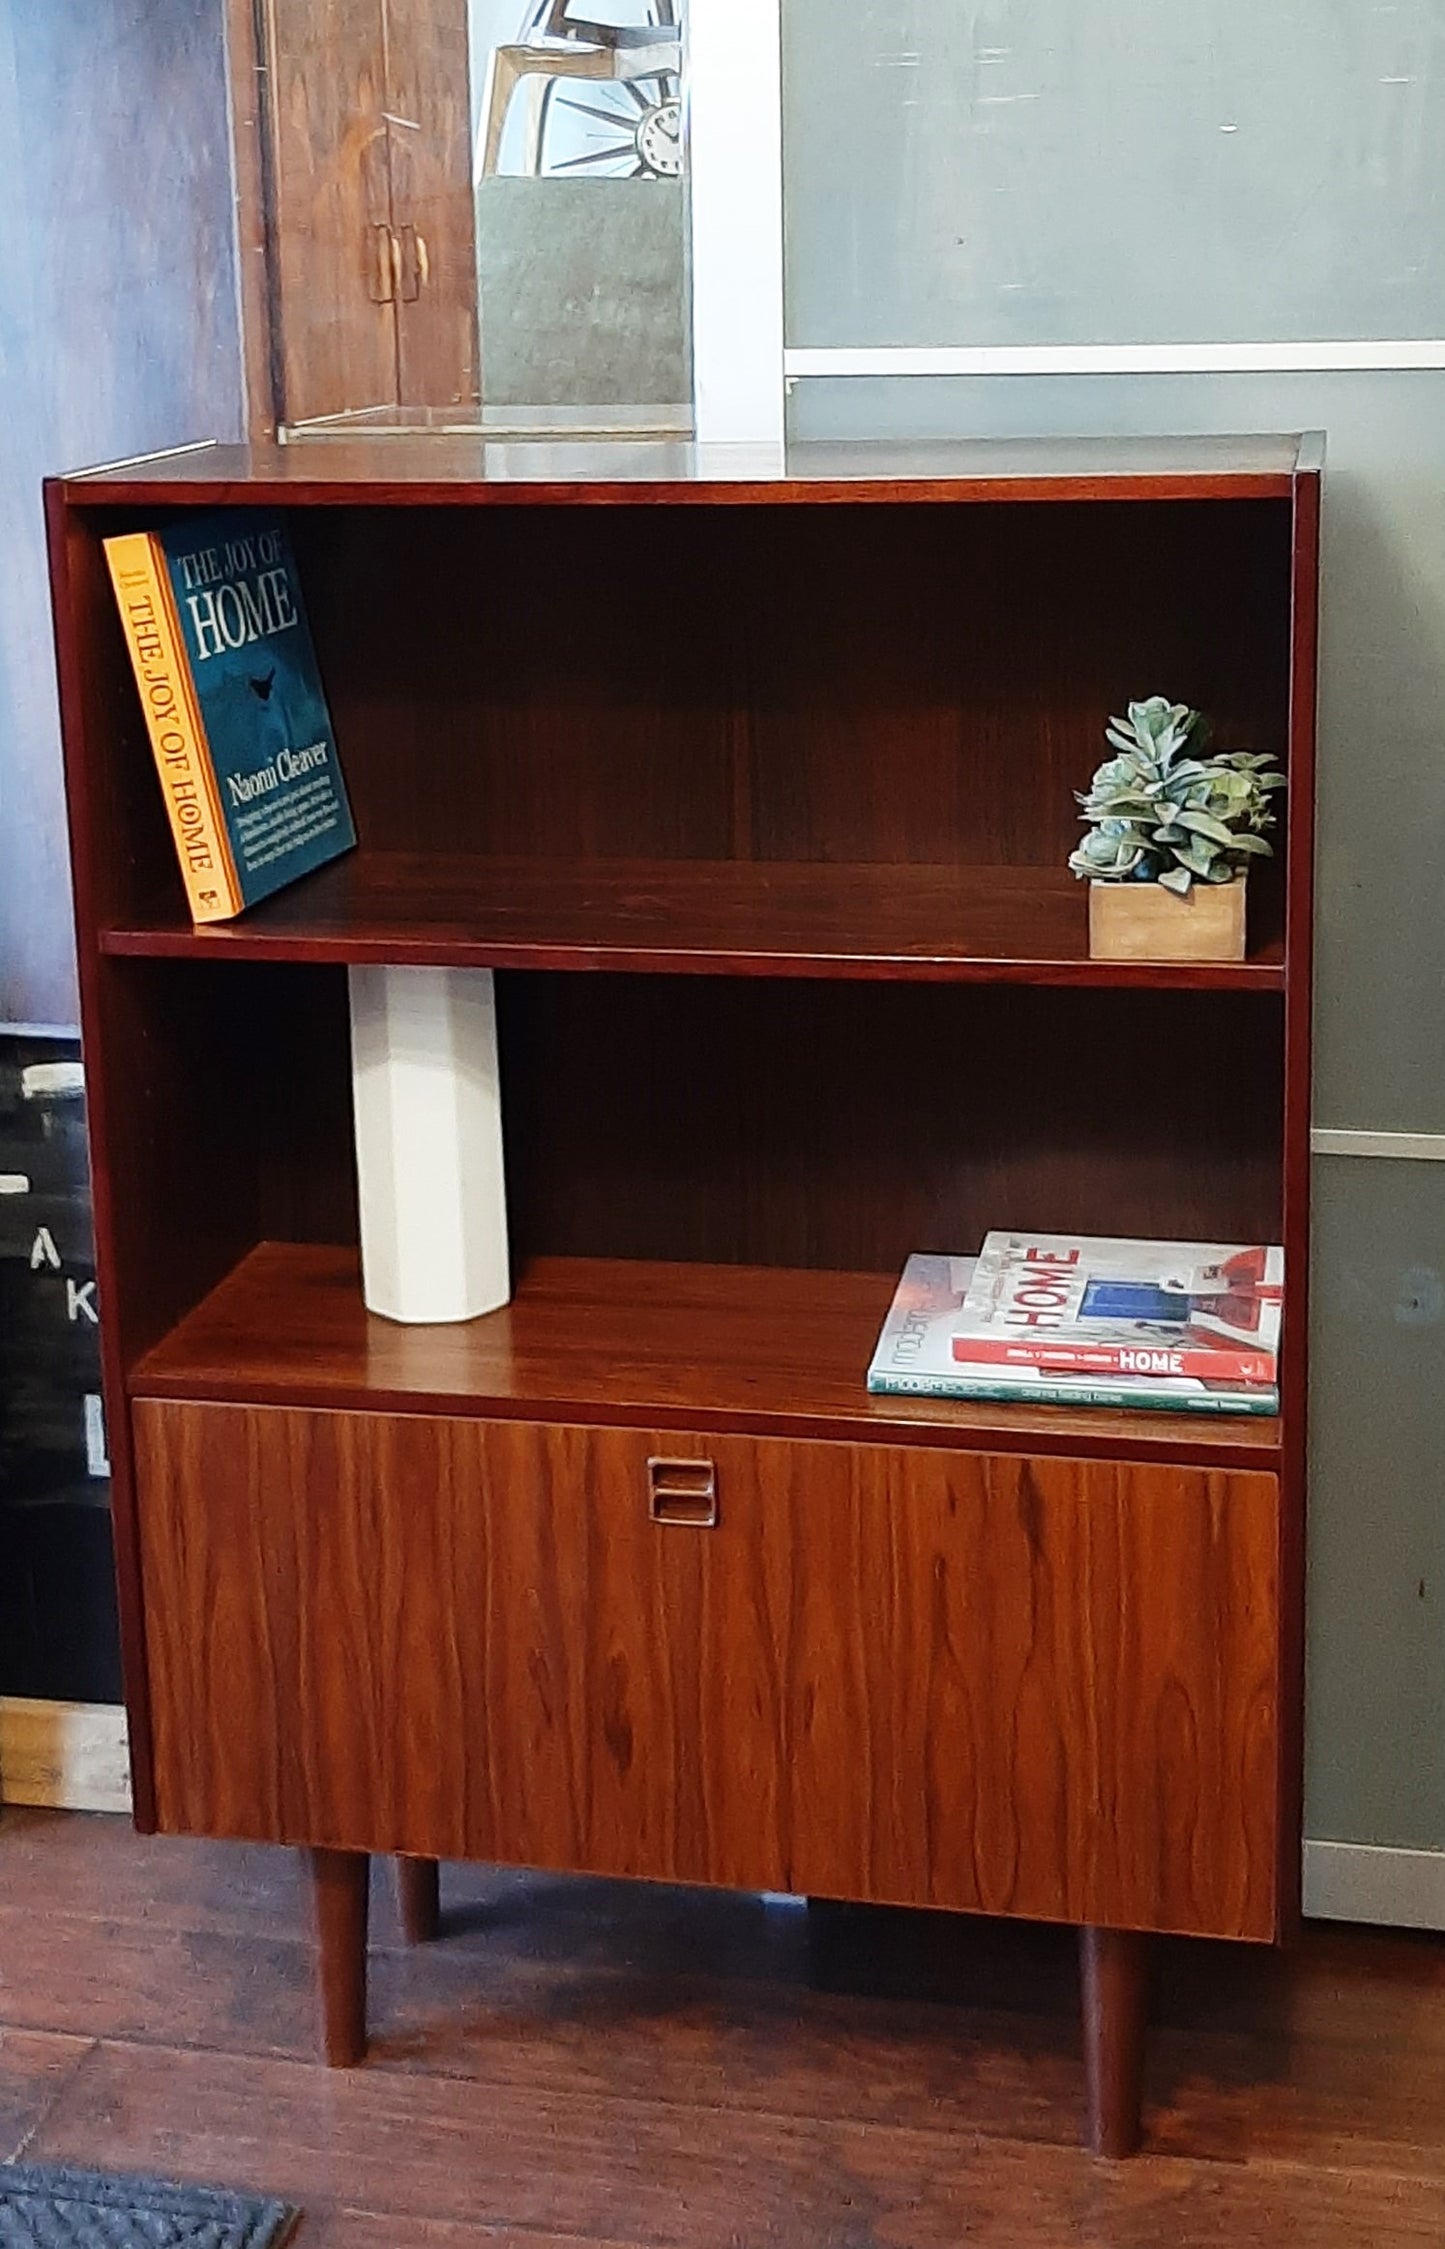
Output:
top-left (783, 0), bottom-right (1445, 347)
top-left (789, 368), bottom-right (1445, 1135)
top-left (1307, 1156), bottom-right (1445, 1851)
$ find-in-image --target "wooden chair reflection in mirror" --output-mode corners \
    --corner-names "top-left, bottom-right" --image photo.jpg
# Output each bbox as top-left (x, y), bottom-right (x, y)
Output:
top-left (479, 0), bottom-right (683, 180)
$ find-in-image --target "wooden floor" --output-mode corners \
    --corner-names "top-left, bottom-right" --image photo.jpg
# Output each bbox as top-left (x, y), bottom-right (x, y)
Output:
top-left (2, 1810), bottom-right (1444, 2244)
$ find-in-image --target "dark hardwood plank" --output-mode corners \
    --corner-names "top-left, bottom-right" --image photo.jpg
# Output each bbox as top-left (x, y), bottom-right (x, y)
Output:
top-left (100, 854), bottom-right (1287, 986)
top-left (130, 1246), bottom-right (1282, 1468)
top-left (0, 1903), bottom-right (317, 2057)
top-left (8, 1817), bottom-right (1445, 2187)
top-left (0, 1806), bottom-right (307, 1937)
top-left (295, 2216), bottom-right (649, 2249)
top-left (59, 431), bottom-right (1310, 504)
top-left (28, 2034), bottom-right (1445, 2248)
top-left (0, 2028), bottom-right (94, 2161)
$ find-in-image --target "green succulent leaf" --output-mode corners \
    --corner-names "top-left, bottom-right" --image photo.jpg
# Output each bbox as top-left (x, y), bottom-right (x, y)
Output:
top-left (1171, 836), bottom-right (1218, 876)
top-left (1073, 700), bottom-right (1283, 890)
top-left (1175, 809), bottom-right (1238, 845)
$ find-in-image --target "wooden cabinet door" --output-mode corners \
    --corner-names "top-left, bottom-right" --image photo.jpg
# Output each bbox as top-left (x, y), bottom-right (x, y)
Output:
top-left (262, 0), bottom-right (399, 424)
top-left (260, 0), bottom-right (478, 424)
top-left (383, 0), bottom-right (480, 410)
top-left (772, 1443), bottom-right (1280, 1941)
top-left (132, 1402), bottom-right (1280, 1938)
top-left (132, 1405), bottom-right (794, 1887)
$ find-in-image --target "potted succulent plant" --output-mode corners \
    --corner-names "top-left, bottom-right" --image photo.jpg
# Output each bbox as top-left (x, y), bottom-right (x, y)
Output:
top-left (1069, 697), bottom-right (1286, 960)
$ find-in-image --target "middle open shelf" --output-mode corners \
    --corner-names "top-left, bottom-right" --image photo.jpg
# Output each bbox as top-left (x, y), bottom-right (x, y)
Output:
top-left (129, 1241), bottom-right (1282, 1469)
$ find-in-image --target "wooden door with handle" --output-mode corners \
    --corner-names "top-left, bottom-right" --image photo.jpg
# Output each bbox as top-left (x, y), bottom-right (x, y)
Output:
top-left (260, 0), bottom-right (399, 425)
top-left (256, 0), bottom-right (478, 427)
top-left (381, 0), bottom-right (480, 413)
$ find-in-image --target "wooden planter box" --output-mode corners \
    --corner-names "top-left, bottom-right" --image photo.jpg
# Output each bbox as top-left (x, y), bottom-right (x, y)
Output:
top-left (1089, 876), bottom-right (1247, 962)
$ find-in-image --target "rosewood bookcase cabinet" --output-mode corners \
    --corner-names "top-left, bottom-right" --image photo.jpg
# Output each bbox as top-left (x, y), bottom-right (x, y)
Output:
top-left (46, 433), bottom-right (1320, 2158)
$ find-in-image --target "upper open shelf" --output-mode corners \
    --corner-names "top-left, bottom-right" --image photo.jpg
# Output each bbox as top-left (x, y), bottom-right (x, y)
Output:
top-left (100, 851), bottom-right (1286, 987)
top-left (64, 451), bottom-right (1306, 978)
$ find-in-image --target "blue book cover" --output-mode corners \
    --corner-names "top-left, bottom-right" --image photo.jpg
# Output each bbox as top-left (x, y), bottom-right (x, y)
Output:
top-left (106, 510), bottom-right (355, 919)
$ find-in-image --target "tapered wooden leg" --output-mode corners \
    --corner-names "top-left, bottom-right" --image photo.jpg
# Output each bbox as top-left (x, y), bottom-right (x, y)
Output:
top-left (396, 1855), bottom-right (441, 1943)
top-left (1079, 1926), bottom-right (1150, 2157)
top-left (308, 1848), bottom-right (369, 2066)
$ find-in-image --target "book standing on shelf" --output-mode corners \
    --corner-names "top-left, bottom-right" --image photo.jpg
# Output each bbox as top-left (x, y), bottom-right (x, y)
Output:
top-left (104, 511), bottom-right (355, 922)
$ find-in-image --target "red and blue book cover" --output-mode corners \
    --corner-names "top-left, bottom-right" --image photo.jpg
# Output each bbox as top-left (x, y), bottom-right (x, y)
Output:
top-left (867, 1244), bottom-right (1280, 1414)
top-left (953, 1234), bottom-right (1283, 1386)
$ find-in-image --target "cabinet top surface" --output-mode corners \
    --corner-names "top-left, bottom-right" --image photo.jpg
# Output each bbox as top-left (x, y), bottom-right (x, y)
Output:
top-left (57, 432), bottom-right (1320, 506)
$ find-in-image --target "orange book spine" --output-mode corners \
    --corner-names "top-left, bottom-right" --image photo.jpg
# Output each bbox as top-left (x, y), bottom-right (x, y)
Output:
top-left (103, 532), bottom-right (242, 922)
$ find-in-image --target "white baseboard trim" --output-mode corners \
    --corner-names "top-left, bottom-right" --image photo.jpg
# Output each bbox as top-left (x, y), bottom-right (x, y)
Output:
top-left (784, 341), bottom-right (1445, 379)
top-left (1303, 1839), bottom-right (1445, 1931)
top-left (1311, 1127), bottom-right (1445, 1161)
top-left (0, 1697), bottom-right (131, 1814)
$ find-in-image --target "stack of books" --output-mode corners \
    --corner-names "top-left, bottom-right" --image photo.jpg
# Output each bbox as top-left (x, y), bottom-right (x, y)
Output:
top-left (868, 1233), bottom-right (1282, 1415)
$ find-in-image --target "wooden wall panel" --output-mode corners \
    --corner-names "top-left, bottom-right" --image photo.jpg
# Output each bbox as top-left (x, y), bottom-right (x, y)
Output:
top-left (133, 1400), bottom-right (1280, 1940)
top-left (287, 499), bottom-right (1293, 882)
top-left (502, 976), bottom-right (1285, 1274)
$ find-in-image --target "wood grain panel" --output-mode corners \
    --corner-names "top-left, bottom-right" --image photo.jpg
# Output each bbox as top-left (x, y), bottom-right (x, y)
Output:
top-left (284, 501), bottom-right (1292, 884)
top-left (774, 1442), bottom-right (1279, 1938)
top-left (133, 1401), bottom-right (1279, 1940)
top-left (502, 979), bottom-right (1285, 1278)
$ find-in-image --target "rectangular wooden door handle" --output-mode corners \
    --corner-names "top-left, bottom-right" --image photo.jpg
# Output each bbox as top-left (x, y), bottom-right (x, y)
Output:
top-left (647, 1457), bottom-right (718, 1527)
top-left (369, 223), bottom-right (395, 304)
